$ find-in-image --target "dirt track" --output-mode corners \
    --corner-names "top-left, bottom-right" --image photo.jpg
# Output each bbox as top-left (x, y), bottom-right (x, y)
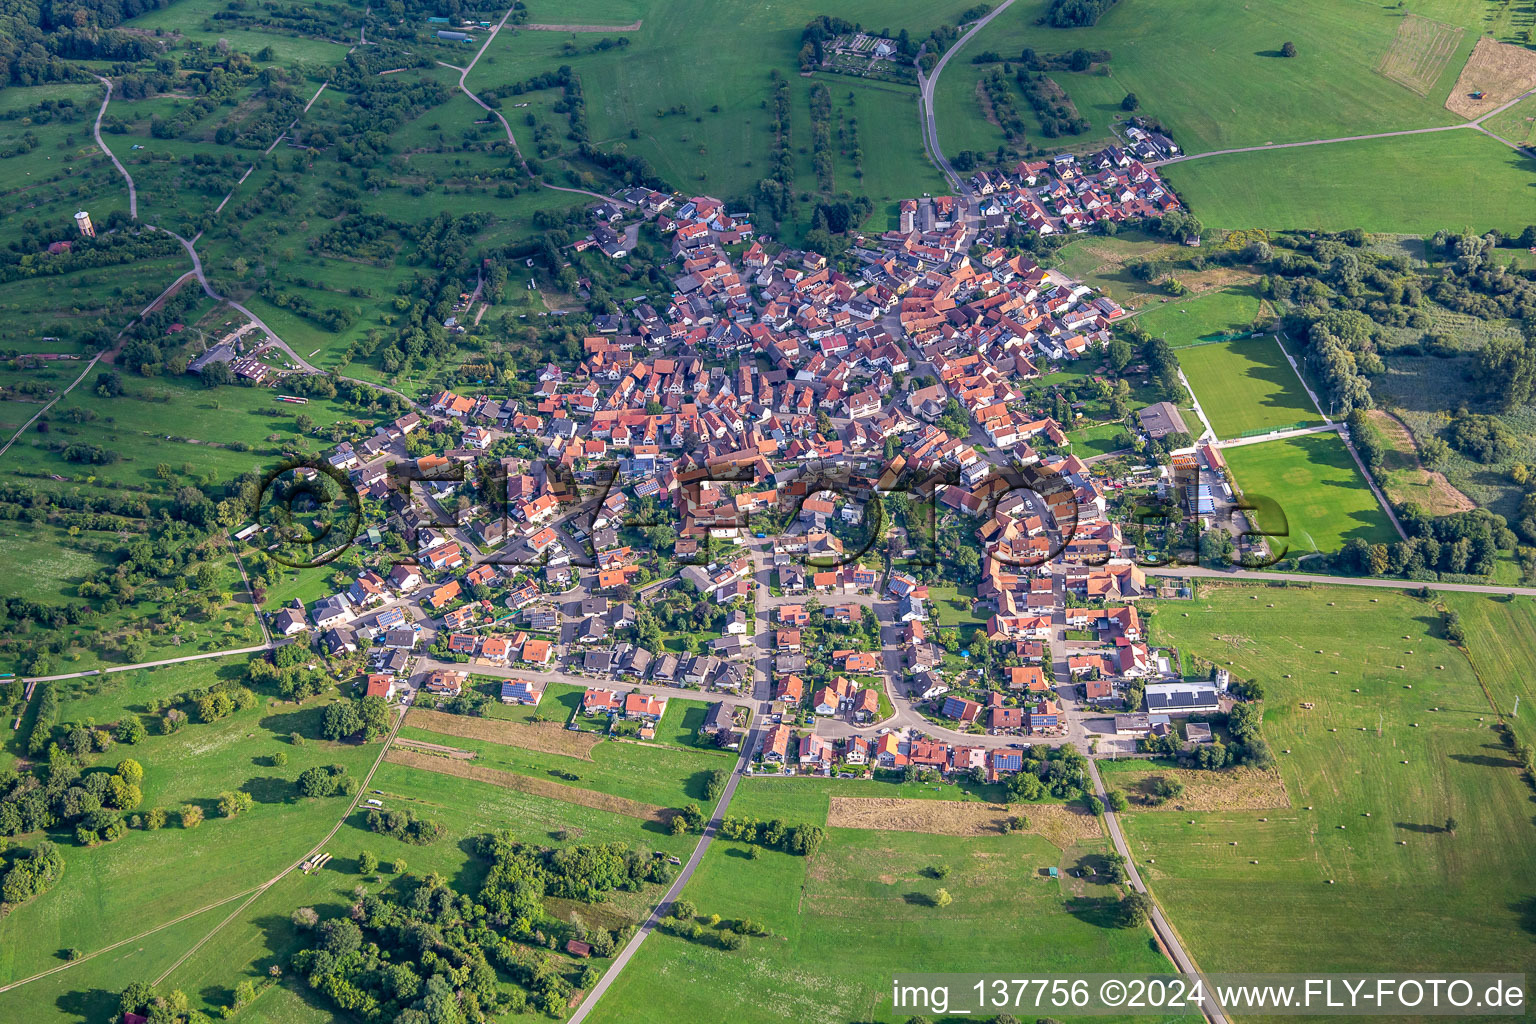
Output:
top-left (524, 21), bottom-right (641, 32)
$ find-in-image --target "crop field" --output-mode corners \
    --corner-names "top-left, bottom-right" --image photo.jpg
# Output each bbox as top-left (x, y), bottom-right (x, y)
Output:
top-left (932, 0), bottom-right (1476, 162)
top-left (587, 780), bottom-right (1190, 1024)
top-left (1134, 286), bottom-right (1268, 347)
top-left (1224, 432), bottom-right (1398, 554)
top-left (1145, 585), bottom-right (1536, 979)
top-left (1176, 337), bottom-right (1320, 438)
top-left (1160, 128), bottom-right (1536, 234)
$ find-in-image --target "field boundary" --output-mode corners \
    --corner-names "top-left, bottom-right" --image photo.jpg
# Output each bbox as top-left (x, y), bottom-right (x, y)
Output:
top-left (826, 796), bottom-right (1102, 847)
top-left (524, 21), bottom-right (641, 32)
top-left (1375, 14), bottom-right (1464, 97)
top-left (385, 746), bottom-right (674, 822)
top-left (405, 706), bottom-right (600, 759)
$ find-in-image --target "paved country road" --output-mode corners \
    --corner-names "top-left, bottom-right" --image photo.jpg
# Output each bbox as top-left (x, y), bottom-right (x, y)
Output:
top-left (1086, 760), bottom-right (1228, 1024)
top-left (917, 0), bottom-right (1019, 193)
top-left (566, 714), bottom-right (763, 1024)
top-left (1146, 564), bottom-right (1536, 596)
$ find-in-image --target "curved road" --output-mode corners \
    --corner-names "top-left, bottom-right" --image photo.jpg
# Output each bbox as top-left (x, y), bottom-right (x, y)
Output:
top-left (92, 75), bottom-right (136, 219)
top-left (445, 6), bottom-right (633, 206)
top-left (917, 0), bottom-right (1018, 194)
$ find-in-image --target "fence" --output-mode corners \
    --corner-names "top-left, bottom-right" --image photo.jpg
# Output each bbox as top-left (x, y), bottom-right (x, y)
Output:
top-left (1176, 329), bottom-right (1270, 349)
top-left (1233, 420), bottom-right (1319, 439)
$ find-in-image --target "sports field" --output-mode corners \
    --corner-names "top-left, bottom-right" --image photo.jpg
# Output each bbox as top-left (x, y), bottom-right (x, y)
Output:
top-left (1144, 585), bottom-right (1536, 979)
top-left (1224, 432), bottom-right (1399, 554)
top-left (1176, 337), bottom-right (1320, 439)
top-left (1159, 128), bottom-right (1536, 234)
top-left (1135, 286), bottom-right (1268, 348)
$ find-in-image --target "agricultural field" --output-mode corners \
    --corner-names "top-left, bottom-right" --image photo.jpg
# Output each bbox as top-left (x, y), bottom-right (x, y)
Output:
top-left (587, 780), bottom-right (1191, 1024)
top-left (397, 713), bottom-right (732, 808)
top-left (1159, 128), bottom-right (1536, 234)
top-left (1176, 336), bottom-right (1320, 438)
top-left (1144, 584), bottom-right (1536, 980)
top-left (933, 0), bottom-right (1481, 163)
top-left (1224, 432), bottom-right (1399, 555)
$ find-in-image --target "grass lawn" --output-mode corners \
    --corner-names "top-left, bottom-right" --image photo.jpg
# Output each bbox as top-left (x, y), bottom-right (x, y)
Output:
top-left (652, 696), bottom-right (717, 750)
top-left (1160, 129), bottom-right (1536, 234)
top-left (1134, 286), bottom-right (1268, 347)
top-left (1144, 584), bottom-right (1536, 980)
top-left (1224, 432), bottom-right (1398, 555)
top-left (927, 583), bottom-right (987, 633)
top-left (1177, 337), bottom-right (1320, 438)
top-left (587, 779), bottom-right (1187, 1024)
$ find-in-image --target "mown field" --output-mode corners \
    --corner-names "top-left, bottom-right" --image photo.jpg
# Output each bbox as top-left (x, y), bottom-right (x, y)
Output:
top-left (1224, 432), bottom-right (1399, 555)
top-left (585, 778), bottom-right (1192, 1024)
top-left (1177, 337), bottom-right (1320, 439)
top-left (933, 0), bottom-right (1480, 162)
top-left (1160, 128), bottom-right (1536, 234)
top-left (1144, 584), bottom-right (1536, 986)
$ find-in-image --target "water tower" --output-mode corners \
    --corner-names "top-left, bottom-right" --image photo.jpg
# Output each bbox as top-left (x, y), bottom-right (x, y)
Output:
top-left (74, 211), bottom-right (95, 238)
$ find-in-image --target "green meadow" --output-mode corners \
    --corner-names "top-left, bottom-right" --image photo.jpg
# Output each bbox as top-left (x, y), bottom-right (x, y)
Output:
top-left (0, 664), bottom-right (378, 986)
top-left (1135, 286), bottom-right (1268, 347)
top-left (1144, 585), bottom-right (1536, 983)
top-left (934, 0), bottom-right (1478, 162)
top-left (1160, 129), bottom-right (1536, 234)
top-left (586, 779), bottom-right (1190, 1024)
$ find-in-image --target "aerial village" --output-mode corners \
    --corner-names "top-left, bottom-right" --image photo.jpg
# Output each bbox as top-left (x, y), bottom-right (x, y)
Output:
top-left (244, 137), bottom-right (1242, 781)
